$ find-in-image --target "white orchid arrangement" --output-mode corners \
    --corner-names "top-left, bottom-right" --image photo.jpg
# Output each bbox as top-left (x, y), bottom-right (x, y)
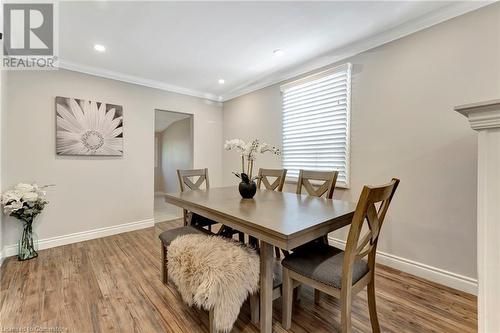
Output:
top-left (1, 183), bottom-right (52, 223)
top-left (224, 138), bottom-right (281, 182)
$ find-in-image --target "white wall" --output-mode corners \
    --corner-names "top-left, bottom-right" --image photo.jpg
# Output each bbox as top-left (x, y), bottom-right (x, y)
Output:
top-left (0, 65), bottom-right (3, 264)
top-left (160, 117), bottom-right (193, 193)
top-left (2, 69), bottom-right (223, 249)
top-left (223, 4), bottom-right (500, 289)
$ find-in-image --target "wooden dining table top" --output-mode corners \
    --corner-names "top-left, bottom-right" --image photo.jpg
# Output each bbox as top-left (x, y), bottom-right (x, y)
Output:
top-left (164, 186), bottom-right (357, 250)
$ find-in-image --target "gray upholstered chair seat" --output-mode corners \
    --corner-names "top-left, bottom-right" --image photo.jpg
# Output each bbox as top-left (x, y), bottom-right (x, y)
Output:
top-left (281, 243), bottom-right (369, 289)
top-left (159, 226), bottom-right (207, 246)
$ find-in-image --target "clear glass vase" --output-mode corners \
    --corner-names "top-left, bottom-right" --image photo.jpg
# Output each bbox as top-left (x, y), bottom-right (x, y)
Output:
top-left (18, 220), bottom-right (38, 261)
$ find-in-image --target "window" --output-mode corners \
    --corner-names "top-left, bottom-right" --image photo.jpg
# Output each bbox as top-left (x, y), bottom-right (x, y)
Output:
top-left (281, 63), bottom-right (351, 188)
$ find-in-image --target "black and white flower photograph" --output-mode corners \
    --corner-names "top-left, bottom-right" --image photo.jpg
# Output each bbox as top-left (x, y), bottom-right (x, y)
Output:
top-left (56, 97), bottom-right (123, 156)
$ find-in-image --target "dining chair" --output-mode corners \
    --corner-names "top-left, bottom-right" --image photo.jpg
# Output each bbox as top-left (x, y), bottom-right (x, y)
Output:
top-left (158, 169), bottom-right (215, 284)
top-left (177, 168), bottom-right (214, 229)
top-left (159, 225), bottom-right (209, 285)
top-left (296, 169), bottom-right (339, 199)
top-left (256, 168), bottom-right (287, 191)
top-left (281, 178), bottom-right (400, 333)
top-left (177, 168), bottom-right (244, 241)
top-left (296, 169), bottom-right (339, 247)
top-left (253, 168), bottom-right (288, 256)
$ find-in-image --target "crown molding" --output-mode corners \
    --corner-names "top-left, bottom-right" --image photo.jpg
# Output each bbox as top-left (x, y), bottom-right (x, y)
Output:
top-left (455, 99), bottom-right (500, 130)
top-left (220, 1), bottom-right (493, 102)
top-left (58, 60), bottom-right (221, 102)
top-left (58, 1), bottom-right (493, 103)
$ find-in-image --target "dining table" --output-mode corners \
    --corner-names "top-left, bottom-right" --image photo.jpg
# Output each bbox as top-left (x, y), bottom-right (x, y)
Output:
top-left (165, 186), bottom-right (357, 333)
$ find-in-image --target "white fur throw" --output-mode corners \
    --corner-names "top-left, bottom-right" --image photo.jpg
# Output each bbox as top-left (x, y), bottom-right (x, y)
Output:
top-left (167, 234), bottom-right (260, 333)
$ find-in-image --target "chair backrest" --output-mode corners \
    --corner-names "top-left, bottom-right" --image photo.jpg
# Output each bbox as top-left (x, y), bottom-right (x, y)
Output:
top-left (257, 168), bottom-right (287, 192)
top-left (296, 170), bottom-right (339, 199)
top-left (342, 178), bottom-right (400, 286)
top-left (177, 168), bottom-right (210, 192)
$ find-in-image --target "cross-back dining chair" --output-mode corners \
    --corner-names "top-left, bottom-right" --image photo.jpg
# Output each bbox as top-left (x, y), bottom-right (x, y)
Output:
top-left (296, 169), bottom-right (339, 199)
top-left (256, 168), bottom-right (287, 191)
top-left (177, 168), bottom-right (244, 241)
top-left (177, 168), bottom-right (210, 192)
top-left (177, 168), bottom-right (214, 230)
top-left (253, 168), bottom-right (288, 258)
top-left (281, 178), bottom-right (400, 333)
top-left (295, 169), bottom-right (339, 247)
top-left (158, 168), bottom-right (213, 286)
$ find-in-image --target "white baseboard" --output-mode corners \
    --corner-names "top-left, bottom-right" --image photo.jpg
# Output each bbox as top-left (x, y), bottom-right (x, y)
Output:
top-left (328, 236), bottom-right (478, 295)
top-left (0, 218), bottom-right (155, 261)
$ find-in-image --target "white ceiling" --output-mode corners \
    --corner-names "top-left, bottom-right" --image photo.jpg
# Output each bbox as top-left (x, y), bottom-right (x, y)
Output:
top-left (155, 110), bottom-right (190, 133)
top-left (59, 1), bottom-right (490, 101)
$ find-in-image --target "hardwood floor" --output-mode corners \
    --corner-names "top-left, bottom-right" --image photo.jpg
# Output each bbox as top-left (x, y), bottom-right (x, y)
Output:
top-left (0, 219), bottom-right (477, 333)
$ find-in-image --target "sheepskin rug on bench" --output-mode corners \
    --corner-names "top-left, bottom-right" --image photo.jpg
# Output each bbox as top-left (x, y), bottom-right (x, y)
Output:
top-left (167, 234), bottom-right (260, 333)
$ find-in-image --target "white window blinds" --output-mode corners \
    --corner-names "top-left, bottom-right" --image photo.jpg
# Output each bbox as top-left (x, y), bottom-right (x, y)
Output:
top-left (281, 63), bottom-right (351, 187)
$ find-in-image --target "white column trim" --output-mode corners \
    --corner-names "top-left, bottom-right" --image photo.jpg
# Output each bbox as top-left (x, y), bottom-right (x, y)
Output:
top-left (455, 99), bottom-right (500, 130)
top-left (455, 99), bottom-right (500, 333)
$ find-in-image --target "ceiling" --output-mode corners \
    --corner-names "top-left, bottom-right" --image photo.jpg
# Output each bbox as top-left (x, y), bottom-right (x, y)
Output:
top-left (59, 1), bottom-right (490, 101)
top-left (155, 110), bottom-right (191, 133)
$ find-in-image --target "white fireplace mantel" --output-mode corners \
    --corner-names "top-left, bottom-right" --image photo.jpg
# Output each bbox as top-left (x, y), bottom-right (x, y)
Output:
top-left (455, 99), bottom-right (500, 333)
top-left (456, 99), bottom-right (500, 130)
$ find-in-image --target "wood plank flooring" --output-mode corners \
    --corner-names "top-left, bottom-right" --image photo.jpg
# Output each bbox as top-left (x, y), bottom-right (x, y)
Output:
top-left (0, 219), bottom-right (477, 333)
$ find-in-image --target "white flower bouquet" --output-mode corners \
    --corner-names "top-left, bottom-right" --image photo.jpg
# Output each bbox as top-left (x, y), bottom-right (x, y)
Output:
top-left (1, 183), bottom-right (50, 221)
top-left (224, 138), bottom-right (280, 198)
top-left (1, 183), bottom-right (52, 260)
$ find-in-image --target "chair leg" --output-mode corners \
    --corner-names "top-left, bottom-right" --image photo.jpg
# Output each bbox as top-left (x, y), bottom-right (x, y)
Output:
top-left (238, 231), bottom-right (245, 243)
top-left (249, 293), bottom-right (260, 325)
top-left (274, 247), bottom-right (281, 259)
top-left (367, 279), bottom-right (381, 333)
top-left (293, 285), bottom-right (301, 302)
top-left (282, 268), bottom-right (293, 329)
top-left (340, 291), bottom-right (352, 333)
top-left (249, 236), bottom-right (259, 251)
top-left (314, 289), bottom-right (321, 304)
top-left (218, 225), bottom-right (232, 238)
top-left (209, 309), bottom-right (216, 333)
top-left (161, 244), bottom-right (168, 285)
top-left (183, 209), bottom-right (189, 226)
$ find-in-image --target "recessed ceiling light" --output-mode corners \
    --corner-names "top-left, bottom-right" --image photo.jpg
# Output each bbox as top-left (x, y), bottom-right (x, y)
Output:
top-left (94, 44), bottom-right (106, 52)
top-left (218, 79), bottom-right (225, 84)
top-left (273, 49), bottom-right (284, 57)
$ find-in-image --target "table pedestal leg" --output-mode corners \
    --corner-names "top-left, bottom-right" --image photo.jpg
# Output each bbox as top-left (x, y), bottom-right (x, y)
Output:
top-left (260, 241), bottom-right (273, 333)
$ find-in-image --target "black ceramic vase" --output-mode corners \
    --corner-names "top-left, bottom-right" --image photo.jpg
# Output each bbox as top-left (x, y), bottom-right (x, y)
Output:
top-left (239, 181), bottom-right (257, 199)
